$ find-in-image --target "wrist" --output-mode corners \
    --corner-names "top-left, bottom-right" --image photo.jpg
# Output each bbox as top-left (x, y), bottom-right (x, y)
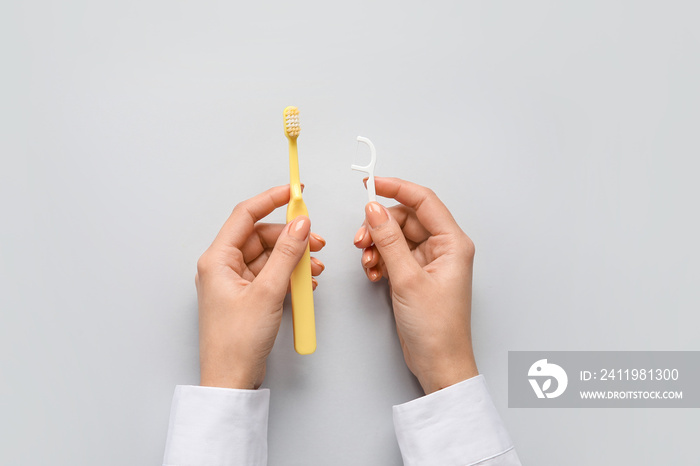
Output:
top-left (199, 358), bottom-right (261, 390)
top-left (200, 373), bottom-right (257, 390)
top-left (418, 357), bottom-right (479, 395)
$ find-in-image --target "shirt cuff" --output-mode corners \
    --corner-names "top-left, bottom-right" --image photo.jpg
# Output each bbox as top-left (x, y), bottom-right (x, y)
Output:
top-left (392, 375), bottom-right (519, 466)
top-left (163, 385), bottom-right (270, 466)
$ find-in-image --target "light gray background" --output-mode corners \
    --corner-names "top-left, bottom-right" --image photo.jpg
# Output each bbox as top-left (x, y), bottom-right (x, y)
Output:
top-left (1, 1), bottom-right (698, 465)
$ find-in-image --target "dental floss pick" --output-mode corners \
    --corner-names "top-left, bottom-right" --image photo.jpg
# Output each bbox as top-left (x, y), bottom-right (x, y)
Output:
top-left (352, 136), bottom-right (377, 203)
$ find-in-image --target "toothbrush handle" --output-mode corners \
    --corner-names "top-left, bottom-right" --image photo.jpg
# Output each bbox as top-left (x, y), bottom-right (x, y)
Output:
top-left (288, 140), bottom-right (302, 198)
top-left (290, 244), bottom-right (316, 354)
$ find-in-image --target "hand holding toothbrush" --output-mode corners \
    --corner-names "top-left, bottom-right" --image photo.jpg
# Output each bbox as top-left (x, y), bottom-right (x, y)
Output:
top-left (196, 185), bottom-right (326, 390)
top-left (353, 177), bottom-right (479, 394)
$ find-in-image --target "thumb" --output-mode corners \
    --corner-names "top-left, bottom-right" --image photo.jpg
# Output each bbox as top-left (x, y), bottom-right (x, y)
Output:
top-left (254, 216), bottom-right (310, 297)
top-left (365, 202), bottom-right (422, 284)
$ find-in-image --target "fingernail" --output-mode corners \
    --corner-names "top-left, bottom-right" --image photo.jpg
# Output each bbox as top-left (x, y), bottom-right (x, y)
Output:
top-left (312, 277), bottom-right (318, 288)
top-left (354, 226), bottom-right (366, 244)
top-left (289, 216), bottom-right (310, 241)
top-left (311, 232), bottom-right (326, 246)
top-left (311, 257), bottom-right (325, 271)
top-left (368, 267), bottom-right (380, 281)
top-left (365, 202), bottom-right (389, 229)
top-left (363, 249), bottom-right (372, 266)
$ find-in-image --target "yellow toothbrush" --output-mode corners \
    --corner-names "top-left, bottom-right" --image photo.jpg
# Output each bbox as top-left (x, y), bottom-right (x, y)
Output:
top-left (283, 106), bottom-right (316, 355)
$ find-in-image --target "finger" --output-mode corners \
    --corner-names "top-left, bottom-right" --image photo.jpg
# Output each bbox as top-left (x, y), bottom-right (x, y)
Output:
top-left (246, 250), bottom-right (269, 277)
top-left (373, 177), bottom-right (461, 236)
top-left (368, 249), bottom-right (388, 276)
top-left (377, 258), bottom-right (388, 277)
top-left (361, 246), bottom-right (380, 268)
top-left (310, 257), bottom-right (325, 276)
top-left (240, 223), bottom-right (280, 263)
top-left (252, 216), bottom-right (311, 298)
top-left (212, 185), bottom-right (291, 250)
top-left (247, 250), bottom-right (324, 278)
top-left (241, 267), bottom-right (257, 282)
top-left (353, 224), bottom-right (371, 249)
top-left (310, 232), bottom-right (326, 252)
top-left (365, 202), bottom-right (422, 284)
top-left (361, 247), bottom-right (371, 267)
top-left (365, 265), bottom-right (382, 282)
top-left (354, 206), bottom-right (429, 249)
top-left (369, 252), bottom-right (389, 280)
top-left (241, 223), bottom-right (326, 263)
top-left (388, 205), bottom-right (432, 244)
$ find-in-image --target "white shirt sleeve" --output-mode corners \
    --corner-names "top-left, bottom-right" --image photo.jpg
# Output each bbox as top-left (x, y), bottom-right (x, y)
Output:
top-left (163, 375), bottom-right (519, 466)
top-left (392, 375), bottom-right (521, 466)
top-left (162, 385), bottom-right (270, 466)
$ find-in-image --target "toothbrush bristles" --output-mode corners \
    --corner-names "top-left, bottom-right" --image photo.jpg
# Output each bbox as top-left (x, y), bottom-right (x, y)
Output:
top-left (284, 107), bottom-right (300, 138)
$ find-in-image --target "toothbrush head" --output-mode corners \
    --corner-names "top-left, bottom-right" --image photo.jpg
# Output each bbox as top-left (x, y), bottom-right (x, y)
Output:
top-left (283, 106), bottom-right (300, 140)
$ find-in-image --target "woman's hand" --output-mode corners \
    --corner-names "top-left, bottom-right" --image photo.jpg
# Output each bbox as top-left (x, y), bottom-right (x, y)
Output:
top-left (196, 185), bottom-right (326, 390)
top-left (354, 177), bottom-right (478, 394)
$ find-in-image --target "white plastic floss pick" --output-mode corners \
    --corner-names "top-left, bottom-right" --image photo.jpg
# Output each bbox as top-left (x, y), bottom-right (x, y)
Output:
top-left (352, 136), bottom-right (377, 203)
